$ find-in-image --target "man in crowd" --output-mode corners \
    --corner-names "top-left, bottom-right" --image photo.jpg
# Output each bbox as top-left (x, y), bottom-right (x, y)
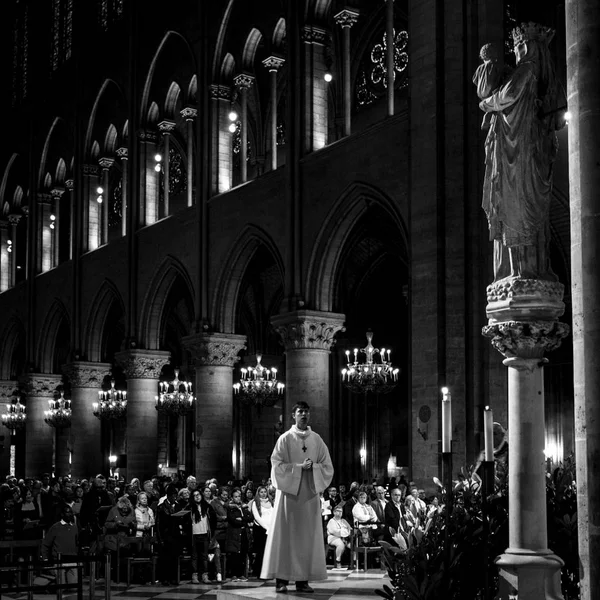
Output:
top-left (261, 401), bottom-right (334, 593)
top-left (372, 486), bottom-right (387, 524)
top-left (42, 504), bottom-right (79, 585)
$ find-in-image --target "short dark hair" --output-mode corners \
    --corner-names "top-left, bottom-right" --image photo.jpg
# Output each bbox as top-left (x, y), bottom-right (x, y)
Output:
top-left (291, 401), bottom-right (310, 413)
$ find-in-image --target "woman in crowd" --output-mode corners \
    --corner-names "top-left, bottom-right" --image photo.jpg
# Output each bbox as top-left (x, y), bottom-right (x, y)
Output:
top-left (15, 488), bottom-right (42, 540)
top-left (251, 485), bottom-right (273, 578)
top-left (71, 485), bottom-right (84, 526)
top-left (189, 487), bottom-right (217, 585)
top-left (226, 487), bottom-right (253, 582)
top-left (135, 492), bottom-right (155, 537)
top-left (352, 489), bottom-right (384, 545)
top-left (327, 505), bottom-right (352, 569)
top-left (104, 496), bottom-right (137, 581)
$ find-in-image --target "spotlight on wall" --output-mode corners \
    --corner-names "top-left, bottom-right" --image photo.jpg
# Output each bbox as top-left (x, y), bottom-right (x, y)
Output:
top-left (564, 110), bottom-right (572, 124)
top-left (7, 240), bottom-right (12, 253)
top-left (154, 153), bottom-right (162, 172)
top-left (228, 111), bottom-right (238, 122)
top-left (50, 214), bottom-right (56, 230)
top-left (324, 72), bottom-right (333, 82)
top-left (96, 186), bottom-right (104, 204)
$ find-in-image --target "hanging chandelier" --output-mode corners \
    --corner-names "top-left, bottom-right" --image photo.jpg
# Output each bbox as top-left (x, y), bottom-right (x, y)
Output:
top-left (155, 369), bottom-right (195, 416)
top-left (93, 380), bottom-right (127, 421)
top-left (2, 398), bottom-right (26, 435)
top-left (44, 391), bottom-right (72, 429)
top-left (233, 354), bottom-right (285, 407)
top-left (341, 330), bottom-right (400, 395)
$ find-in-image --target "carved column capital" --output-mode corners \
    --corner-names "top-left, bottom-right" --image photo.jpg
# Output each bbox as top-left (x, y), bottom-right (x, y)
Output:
top-left (116, 147), bottom-right (128, 160)
top-left (271, 310), bottom-right (346, 352)
top-left (37, 192), bottom-right (52, 205)
top-left (50, 187), bottom-right (65, 200)
top-left (8, 214), bottom-right (22, 226)
top-left (334, 9), bottom-right (359, 28)
top-left (158, 119), bottom-right (176, 134)
top-left (263, 55), bottom-right (285, 71)
top-left (65, 179), bottom-right (74, 191)
top-left (182, 332), bottom-right (246, 368)
top-left (180, 107), bottom-right (197, 121)
top-left (98, 157), bottom-right (115, 170)
top-left (0, 380), bottom-right (18, 399)
top-left (234, 73), bottom-right (255, 90)
top-left (114, 350), bottom-right (170, 379)
top-left (20, 373), bottom-right (63, 397)
top-left (62, 361), bottom-right (112, 388)
top-left (210, 84), bottom-right (232, 101)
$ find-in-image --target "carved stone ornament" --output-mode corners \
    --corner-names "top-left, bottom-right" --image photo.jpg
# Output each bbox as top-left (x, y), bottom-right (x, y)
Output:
top-left (62, 362), bottom-right (111, 389)
top-left (83, 164), bottom-right (101, 177)
top-left (180, 107), bottom-right (197, 120)
top-left (333, 9), bottom-right (359, 28)
top-left (114, 350), bottom-right (170, 379)
top-left (486, 277), bottom-right (566, 324)
top-left (0, 380), bottom-right (18, 399)
top-left (0, 220), bottom-right (7, 231)
top-left (158, 120), bottom-right (176, 133)
top-left (482, 320), bottom-right (570, 359)
top-left (37, 193), bottom-right (52, 205)
top-left (99, 157), bottom-right (115, 170)
top-left (21, 373), bottom-right (63, 397)
top-left (271, 310), bottom-right (346, 352)
top-left (138, 130), bottom-right (158, 143)
top-left (263, 55), bottom-right (285, 71)
top-left (182, 332), bottom-right (246, 368)
top-left (50, 187), bottom-right (65, 199)
top-left (8, 214), bottom-right (22, 226)
top-left (210, 84), bottom-right (232, 101)
top-left (65, 179), bottom-right (74, 191)
top-left (234, 73), bottom-right (255, 90)
top-left (302, 26), bottom-right (328, 45)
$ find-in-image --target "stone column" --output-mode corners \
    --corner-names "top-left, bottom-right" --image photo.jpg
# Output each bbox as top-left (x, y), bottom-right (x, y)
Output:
top-left (483, 280), bottom-right (569, 599)
top-left (50, 187), bottom-right (64, 266)
top-left (99, 158), bottom-right (114, 245)
top-left (0, 381), bottom-right (19, 476)
top-left (115, 349), bottom-right (170, 480)
top-left (7, 214), bottom-right (20, 286)
top-left (37, 192), bottom-right (53, 273)
top-left (0, 220), bottom-right (9, 292)
top-left (234, 74), bottom-right (255, 184)
top-left (83, 164), bottom-right (101, 252)
top-left (22, 374), bottom-right (62, 478)
top-left (210, 85), bottom-right (233, 193)
top-left (158, 120), bottom-right (175, 218)
top-left (64, 180), bottom-right (74, 259)
top-left (115, 149), bottom-right (128, 237)
top-left (55, 427), bottom-right (71, 477)
top-left (63, 361), bottom-right (111, 479)
top-left (565, 5), bottom-right (600, 600)
top-left (334, 9), bottom-right (359, 137)
top-left (271, 310), bottom-right (345, 447)
top-left (180, 107), bottom-right (197, 207)
top-left (182, 332), bottom-right (246, 481)
top-left (385, 0), bottom-right (395, 116)
top-left (138, 130), bottom-right (159, 226)
top-left (262, 56), bottom-right (285, 171)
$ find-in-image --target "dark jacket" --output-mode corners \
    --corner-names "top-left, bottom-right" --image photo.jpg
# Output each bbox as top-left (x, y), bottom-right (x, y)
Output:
top-left (211, 498), bottom-right (229, 541)
top-left (384, 501), bottom-right (408, 534)
top-left (225, 502), bottom-right (253, 553)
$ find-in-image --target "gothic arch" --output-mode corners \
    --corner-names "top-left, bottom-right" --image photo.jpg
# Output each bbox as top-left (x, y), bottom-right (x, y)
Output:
top-left (0, 316), bottom-right (26, 379)
top-left (139, 256), bottom-right (196, 350)
top-left (212, 225), bottom-right (284, 334)
top-left (306, 181), bottom-right (408, 311)
top-left (0, 154), bottom-right (20, 207)
top-left (242, 28), bottom-right (263, 71)
top-left (37, 299), bottom-right (71, 373)
top-left (38, 117), bottom-right (72, 189)
top-left (84, 279), bottom-right (127, 362)
top-left (212, 0), bottom-right (237, 82)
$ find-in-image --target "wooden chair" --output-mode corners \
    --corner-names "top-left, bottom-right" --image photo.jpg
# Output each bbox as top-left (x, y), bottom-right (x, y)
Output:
top-left (352, 522), bottom-right (383, 572)
top-left (124, 536), bottom-right (157, 586)
top-left (0, 540), bottom-right (43, 586)
top-left (115, 536), bottom-right (140, 585)
top-left (176, 550), bottom-right (193, 584)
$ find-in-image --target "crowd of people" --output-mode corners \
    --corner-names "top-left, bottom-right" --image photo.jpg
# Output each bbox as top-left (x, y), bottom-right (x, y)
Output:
top-left (0, 469), bottom-right (440, 586)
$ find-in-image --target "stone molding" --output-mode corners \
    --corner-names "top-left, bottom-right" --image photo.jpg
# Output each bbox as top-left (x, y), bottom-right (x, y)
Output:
top-left (116, 147), bottom-right (128, 160)
top-left (487, 277), bottom-right (565, 303)
top-left (210, 84), bottom-right (232, 101)
top-left (333, 9), bottom-right (359, 28)
top-left (234, 73), bottom-right (255, 90)
top-left (180, 107), bottom-right (197, 120)
top-left (65, 179), bottom-right (74, 191)
top-left (0, 380), bottom-right (18, 399)
top-left (20, 373), bottom-right (63, 397)
top-left (50, 187), bottom-right (65, 199)
top-left (63, 362), bottom-right (112, 389)
top-left (302, 26), bottom-right (328, 45)
top-left (37, 192), bottom-right (52, 205)
top-left (114, 350), bottom-right (170, 379)
top-left (158, 119), bottom-right (176, 133)
top-left (271, 310), bottom-right (346, 351)
top-left (482, 320), bottom-right (570, 359)
top-left (138, 130), bottom-right (158, 143)
top-left (83, 164), bottom-right (101, 177)
top-left (8, 214), bottom-right (22, 226)
top-left (182, 332), bottom-right (246, 368)
top-left (0, 220), bottom-right (7, 231)
top-left (99, 157), bottom-right (115, 170)
top-left (263, 55), bottom-right (285, 71)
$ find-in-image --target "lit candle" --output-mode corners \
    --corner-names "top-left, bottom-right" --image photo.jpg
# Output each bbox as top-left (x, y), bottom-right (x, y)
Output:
top-left (484, 406), bottom-right (494, 461)
top-left (441, 387), bottom-right (451, 453)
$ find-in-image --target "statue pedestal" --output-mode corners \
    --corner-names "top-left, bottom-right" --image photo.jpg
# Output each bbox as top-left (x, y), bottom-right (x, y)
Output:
top-left (482, 277), bottom-right (569, 600)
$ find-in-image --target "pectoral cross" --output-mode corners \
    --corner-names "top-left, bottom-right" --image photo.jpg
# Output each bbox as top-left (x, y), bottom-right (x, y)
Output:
top-left (302, 443), bottom-right (307, 452)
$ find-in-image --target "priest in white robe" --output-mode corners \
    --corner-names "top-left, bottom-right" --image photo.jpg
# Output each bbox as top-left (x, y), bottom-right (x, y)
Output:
top-left (261, 401), bottom-right (334, 593)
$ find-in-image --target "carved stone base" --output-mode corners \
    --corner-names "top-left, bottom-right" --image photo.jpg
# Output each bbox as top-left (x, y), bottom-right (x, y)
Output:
top-left (495, 550), bottom-right (564, 600)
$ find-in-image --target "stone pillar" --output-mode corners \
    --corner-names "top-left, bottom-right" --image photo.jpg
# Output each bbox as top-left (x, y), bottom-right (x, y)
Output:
top-left (0, 381), bottom-right (18, 477)
top-left (64, 179), bottom-right (74, 259)
top-left (302, 25), bottom-right (329, 151)
top-left (234, 74), bottom-right (254, 184)
top-left (210, 85), bottom-right (233, 193)
top-left (8, 214), bottom-right (20, 286)
top-left (182, 332), bottom-right (246, 481)
top-left (83, 164), bottom-right (101, 252)
top-left (115, 349), bottom-right (170, 481)
top-left (138, 130), bottom-right (159, 226)
top-left (22, 374), bottom-right (62, 478)
top-left (180, 107), bottom-right (197, 207)
top-left (483, 280), bottom-right (569, 599)
top-left (50, 187), bottom-right (64, 266)
top-left (566, 3), bottom-right (600, 599)
top-left (334, 9), bottom-right (359, 137)
top-left (55, 428), bottom-right (71, 477)
top-left (37, 193), bottom-right (53, 273)
top-left (0, 220), bottom-right (9, 292)
top-left (262, 56), bottom-right (285, 171)
top-left (116, 149), bottom-right (128, 237)
top-left (99, 158), bottom-right (114, 245)
top-left (271, 310), bottom-right (345, 447)
top-left (63, 361), bottom-right (111, 479)
top-left (158, 120), bottom-right (175, 217)
top-left (385, 0), bottom-right (395, 116)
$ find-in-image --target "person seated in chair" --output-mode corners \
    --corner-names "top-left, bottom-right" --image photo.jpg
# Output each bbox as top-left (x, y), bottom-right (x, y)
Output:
top-left (352, 491), bottom-right (384, 545)
top-left (326, 506), bottom-right (352, 569)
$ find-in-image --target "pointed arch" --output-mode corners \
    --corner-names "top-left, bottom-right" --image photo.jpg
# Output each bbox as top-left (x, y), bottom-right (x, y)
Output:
top-left (84, 279), bottom-right (127, 362)
top-left (164, 82), bottom-right (182, 117)
top-left (212, 0), bottom-right (236, 81)
top-left (212, 225), bottom-right (284, 334)
top-left (55, 158), bottom-right (67, 185)
top-left (221, 53), bottom-right (235, 82)
top-left (37, 117), bottom-right (62, 188)
top-left (187, 75), bottom-right (197, 104)
top-left (37, 299), bottom-right (71, 373)
top-left (139, 256), bottom-right (196, 350)
top-left (104, 124), bottom-right (118, 155)
top-left (306, 182), bottom-right (408, 311)
top-left (272, 18), bottom-right (286, 50)
top-left (0, 316), bottom-right (26, 379)
top-left (13, 186), bottom-right (24, 208)
top-left (0, 153), bottom-right (19, 206)
top-left (242, 28), bottom-right (263, 71)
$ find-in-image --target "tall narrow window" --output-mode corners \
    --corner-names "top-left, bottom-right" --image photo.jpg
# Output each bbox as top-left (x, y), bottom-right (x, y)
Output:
top-left (12, 0), bottom-right (28, 106)
top-left (98, 0), bottom-right (124, 32)
top-left (50, 0), bottom-right (73, 72)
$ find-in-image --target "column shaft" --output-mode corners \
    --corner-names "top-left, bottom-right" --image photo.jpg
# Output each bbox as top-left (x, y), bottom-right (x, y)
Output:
top-left (55, 428), bottom-right (71, 477)
top-left (240, 86), bottom-right (248, 183)
top-left (163, 133), bottom-right (170, 216)
top-left (270, 69), bottom-right (278, 170)
top-left (0, 221), bottom-right (8, 292)
top-left (102, 168), bottom-right (109, 244)
top-left (186, 118), bottom-right (194, 206)
top-left (386, 0), bottom-right (395, 116)
top-left (116, 149), bottom-right (128, 237)
top-left (70, 386), bottom-right (104, 478)
top-left (9, 218), bottom-right (19, 286)
top-left (343, 27), bottom-right (351, 136)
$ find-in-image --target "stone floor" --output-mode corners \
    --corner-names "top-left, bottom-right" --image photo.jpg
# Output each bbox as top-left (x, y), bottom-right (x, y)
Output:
top-left (4, 567), bottom-right (389, 600)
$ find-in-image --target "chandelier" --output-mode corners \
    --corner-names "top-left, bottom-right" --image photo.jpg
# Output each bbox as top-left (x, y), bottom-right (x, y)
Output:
top-left (2, 398), bottom-right (26, 434)
top-left (233, 354), bottom-right (285, 407)
top-left (44, 391), bottom-right (72, 429)
top-left (93, 380), bottom-right (127, 420)
top-left (155, 369), bottom-right (195, 416)
top-left (341, 330), bottom-right (400, 395)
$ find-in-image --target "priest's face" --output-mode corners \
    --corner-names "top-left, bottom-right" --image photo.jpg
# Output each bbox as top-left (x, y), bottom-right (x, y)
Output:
top-left (293, 407), bottom-right (310, 430)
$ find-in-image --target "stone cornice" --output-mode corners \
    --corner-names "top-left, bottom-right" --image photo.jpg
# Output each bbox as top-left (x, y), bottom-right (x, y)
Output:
top-left (302, 26), bottom-right (328, 45)
top-left (0, 380), bottom-right (18, 399)
top-left (20, 373), bottom-right (63, 397)
top-left (180, 107), bottom-right (197, 120)
top-left (114, 350), bottom-right (170, 379)
top-left (271, 310), bottom-right (346, 351)
top-left (50, 187), bottom-right (65, 199)
top-left (65, 179), bottom-right (74, 191)
top-left (138, 130), bottom-right (158, 143)
top-left (37, 192), bottom-right (52, 205)
top-left (62, 361), bottom-right (112, 389)
top-left (210, 84), bottom-right (232, 101)
top-left (333, 9), bottom-right (359, 28)
top-left (234, 73), bottom-right (255, 90)
top-left (182, 332), bottom-right (246, 368)
top-left (83, 164), bottom-right (101, 177)
top-left (263, 55), bottom-right (285, 71)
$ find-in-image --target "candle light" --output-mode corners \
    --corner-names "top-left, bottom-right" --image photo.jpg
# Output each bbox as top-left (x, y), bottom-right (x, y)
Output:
top-left (441, 387), bottom-right (451, 453)
top-left (484, 405), bottom-right (494, 461)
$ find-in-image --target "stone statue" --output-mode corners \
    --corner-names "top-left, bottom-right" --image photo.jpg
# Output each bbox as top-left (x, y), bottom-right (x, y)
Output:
top-left (473, 23), bottom-right (564, 283)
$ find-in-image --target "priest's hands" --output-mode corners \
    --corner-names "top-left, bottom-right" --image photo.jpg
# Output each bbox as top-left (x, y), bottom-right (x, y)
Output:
top-left (301, 458), bottom-right (313, 470)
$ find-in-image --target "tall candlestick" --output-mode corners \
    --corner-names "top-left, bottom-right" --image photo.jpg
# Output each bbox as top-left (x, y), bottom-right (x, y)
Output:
top-left (484, 405), bottom-right (494, 461)
top-left (441, 387), bottom-right (451, 453)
